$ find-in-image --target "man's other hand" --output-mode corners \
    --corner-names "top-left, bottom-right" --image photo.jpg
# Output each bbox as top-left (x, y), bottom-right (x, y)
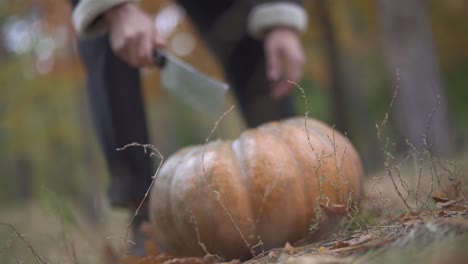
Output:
top-left (264, 27), bottom-right (305, 100)
top-left (104, 3), bottom-right (166, 67)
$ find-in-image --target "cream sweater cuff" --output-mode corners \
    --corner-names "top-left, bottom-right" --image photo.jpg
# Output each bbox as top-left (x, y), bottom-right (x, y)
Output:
top-left (247, 2), bottom-right (308, 39)
top-left (73, 0), bottom-right (138, 37)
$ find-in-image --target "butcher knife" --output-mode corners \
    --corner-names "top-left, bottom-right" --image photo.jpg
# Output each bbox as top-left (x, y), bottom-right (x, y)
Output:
top-left (153, 50), bottom-right (229, 116)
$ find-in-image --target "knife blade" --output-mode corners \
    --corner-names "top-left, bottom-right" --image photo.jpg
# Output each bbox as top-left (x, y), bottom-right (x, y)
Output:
top-left (154, 50), bottom-right (229, 116)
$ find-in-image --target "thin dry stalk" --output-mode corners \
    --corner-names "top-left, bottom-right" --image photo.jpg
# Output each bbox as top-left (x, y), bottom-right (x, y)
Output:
top-left (0, 222), bottom-right (48, 264)
top-left (367, 176), bottom-right (393, 222)
top-left (290, 80), bottom-right (366, 231)
top-left (255, 171), bottom-right (280, 226)
top-left (289, 80), bottom-right (327, 230)
top-left (201, 105), bottom-right (236, 177)
top-left (376, 74), bottom-right (414, 212)
top-left (372, 69), bottom-right (465, 221)
top-left (187, 209), bottom-right (220, 261)
top-left (422, 95), bottom-right (441, 153)
top-left (189, 105), bottom-right (236, 259)
top-left (59, 217), bottom-right (79, 264)
top-left (116, 143), bottom-right (164, 252)
top-left (213, 191), bottom-right (256, 257)
top-left (250, 237), bottom-right (265, 254)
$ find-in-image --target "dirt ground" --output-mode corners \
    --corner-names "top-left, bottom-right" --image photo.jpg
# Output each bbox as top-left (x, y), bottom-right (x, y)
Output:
top-left (1, 153), bottom-right (467, 264)
top-left (115, 200), bottom-right (468, 264)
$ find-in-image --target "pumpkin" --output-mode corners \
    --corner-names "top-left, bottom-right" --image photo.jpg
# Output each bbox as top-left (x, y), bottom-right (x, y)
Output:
top-left (149, 117), bottom-right (363, 259)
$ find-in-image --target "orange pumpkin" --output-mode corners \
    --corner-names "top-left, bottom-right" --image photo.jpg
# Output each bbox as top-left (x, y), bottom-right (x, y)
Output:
top-left (149, 117), bottom-right (363, 259)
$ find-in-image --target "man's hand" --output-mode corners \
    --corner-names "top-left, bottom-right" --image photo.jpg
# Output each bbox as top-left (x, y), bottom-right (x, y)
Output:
top-left (264, 27), bottom-right (305, 99)
top-left (104, 3), bottom-right (166, 67)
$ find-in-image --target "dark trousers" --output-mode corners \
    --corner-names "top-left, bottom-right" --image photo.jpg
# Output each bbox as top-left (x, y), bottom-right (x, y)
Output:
top-left (76, 3), bottom-right (296, 206)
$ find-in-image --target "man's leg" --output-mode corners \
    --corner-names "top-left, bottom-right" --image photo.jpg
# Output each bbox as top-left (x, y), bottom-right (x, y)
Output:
top-left (77, 35), bottom-right (153, 242)
top-left (77, 35), bottom-right (153, 207)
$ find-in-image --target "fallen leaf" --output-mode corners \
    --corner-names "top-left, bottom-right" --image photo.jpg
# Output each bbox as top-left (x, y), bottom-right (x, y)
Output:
top-left (322, 203), bottom-right (346, 214)
top-left (404, 218), bottom-right (424, 228)
top-left (438, 210), bottom-right (448, 217)
top-left (436, 200), bottom-right (457, 209)
top-left (431, 195), bottom-right (450, 203)
top-left (394, 210), bottom-right (420, 222)
top-left (446, 204), bottom-right (468, 212)
top-left (284, 242), bottom-right (297, 255)
top-left (330, 234), bottom-right (373, 250)
top-left (447, 181), bottom-right (462, 199)
top-left (268, 251), bottom-right (278, 258)
top-left (328, 236), bottom-right (394, 256)
top-left (330, 241), bottom-right (350, 250)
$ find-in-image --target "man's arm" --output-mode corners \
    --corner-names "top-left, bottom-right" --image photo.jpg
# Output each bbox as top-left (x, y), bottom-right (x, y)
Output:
top-left (72, 0), bottom-right (307, 97)
top-left (73, 0), bottom-right (165, 67)
top-left (246, 1), bottom-right (308, 99)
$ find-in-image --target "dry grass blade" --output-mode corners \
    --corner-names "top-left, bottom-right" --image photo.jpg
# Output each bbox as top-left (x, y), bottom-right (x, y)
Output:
top-left (0, 222), bottom-right (48, 264)
top-left (116, 143), bottom-right (164, 252)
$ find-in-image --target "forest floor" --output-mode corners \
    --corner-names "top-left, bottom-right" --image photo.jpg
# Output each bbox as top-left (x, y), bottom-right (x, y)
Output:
top-left (1, 153), bottom-right (467, 264)
top-left (116, 199), bottom-right (468, 264)
top-left (2, 197), bottom-right (467, 264)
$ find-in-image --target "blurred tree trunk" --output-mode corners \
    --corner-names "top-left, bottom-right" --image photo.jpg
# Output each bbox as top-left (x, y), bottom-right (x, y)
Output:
top-left (313, 0), bottom-right (383, 170)
top-left (377, 0), bottom-right (455, 153)
top-left (314, 0), bottom-right (350, 133)
top-left (342, 57), bottom-right (384, 170)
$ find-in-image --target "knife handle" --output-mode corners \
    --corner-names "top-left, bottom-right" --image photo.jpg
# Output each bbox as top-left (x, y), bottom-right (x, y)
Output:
top-left (153, 50), bottom-right (167, 68)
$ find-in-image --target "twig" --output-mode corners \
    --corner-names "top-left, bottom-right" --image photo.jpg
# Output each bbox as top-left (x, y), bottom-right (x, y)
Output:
top-left (289, 80), bottom-right (331, 229)
top-left (0, 222), bottom-right (48, 264)
top-left (376, 71), bottom-right (414, 211)
top-left (201, 105), bottom-right (235, 177)
top-left (116, 143), bottom-right (164, 251)
top-left (422, 95), bottom-right (441, 153)
top-left (213, 191), bottom-right (256, 257)
top-left (187, 209), bottom-right (216, 259)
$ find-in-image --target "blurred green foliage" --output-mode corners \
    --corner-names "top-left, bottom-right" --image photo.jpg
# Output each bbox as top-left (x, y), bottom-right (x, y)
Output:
top-left (445, 63), bottom-right (468, 126)
top-left (0, 58), bottom-right (106, 205)
top-left (0, 0), bottom-right (467, 208)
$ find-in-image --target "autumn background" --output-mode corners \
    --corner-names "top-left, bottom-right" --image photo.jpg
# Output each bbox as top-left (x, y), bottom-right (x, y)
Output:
top-left (0, 0), bottom-right (467, 263)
